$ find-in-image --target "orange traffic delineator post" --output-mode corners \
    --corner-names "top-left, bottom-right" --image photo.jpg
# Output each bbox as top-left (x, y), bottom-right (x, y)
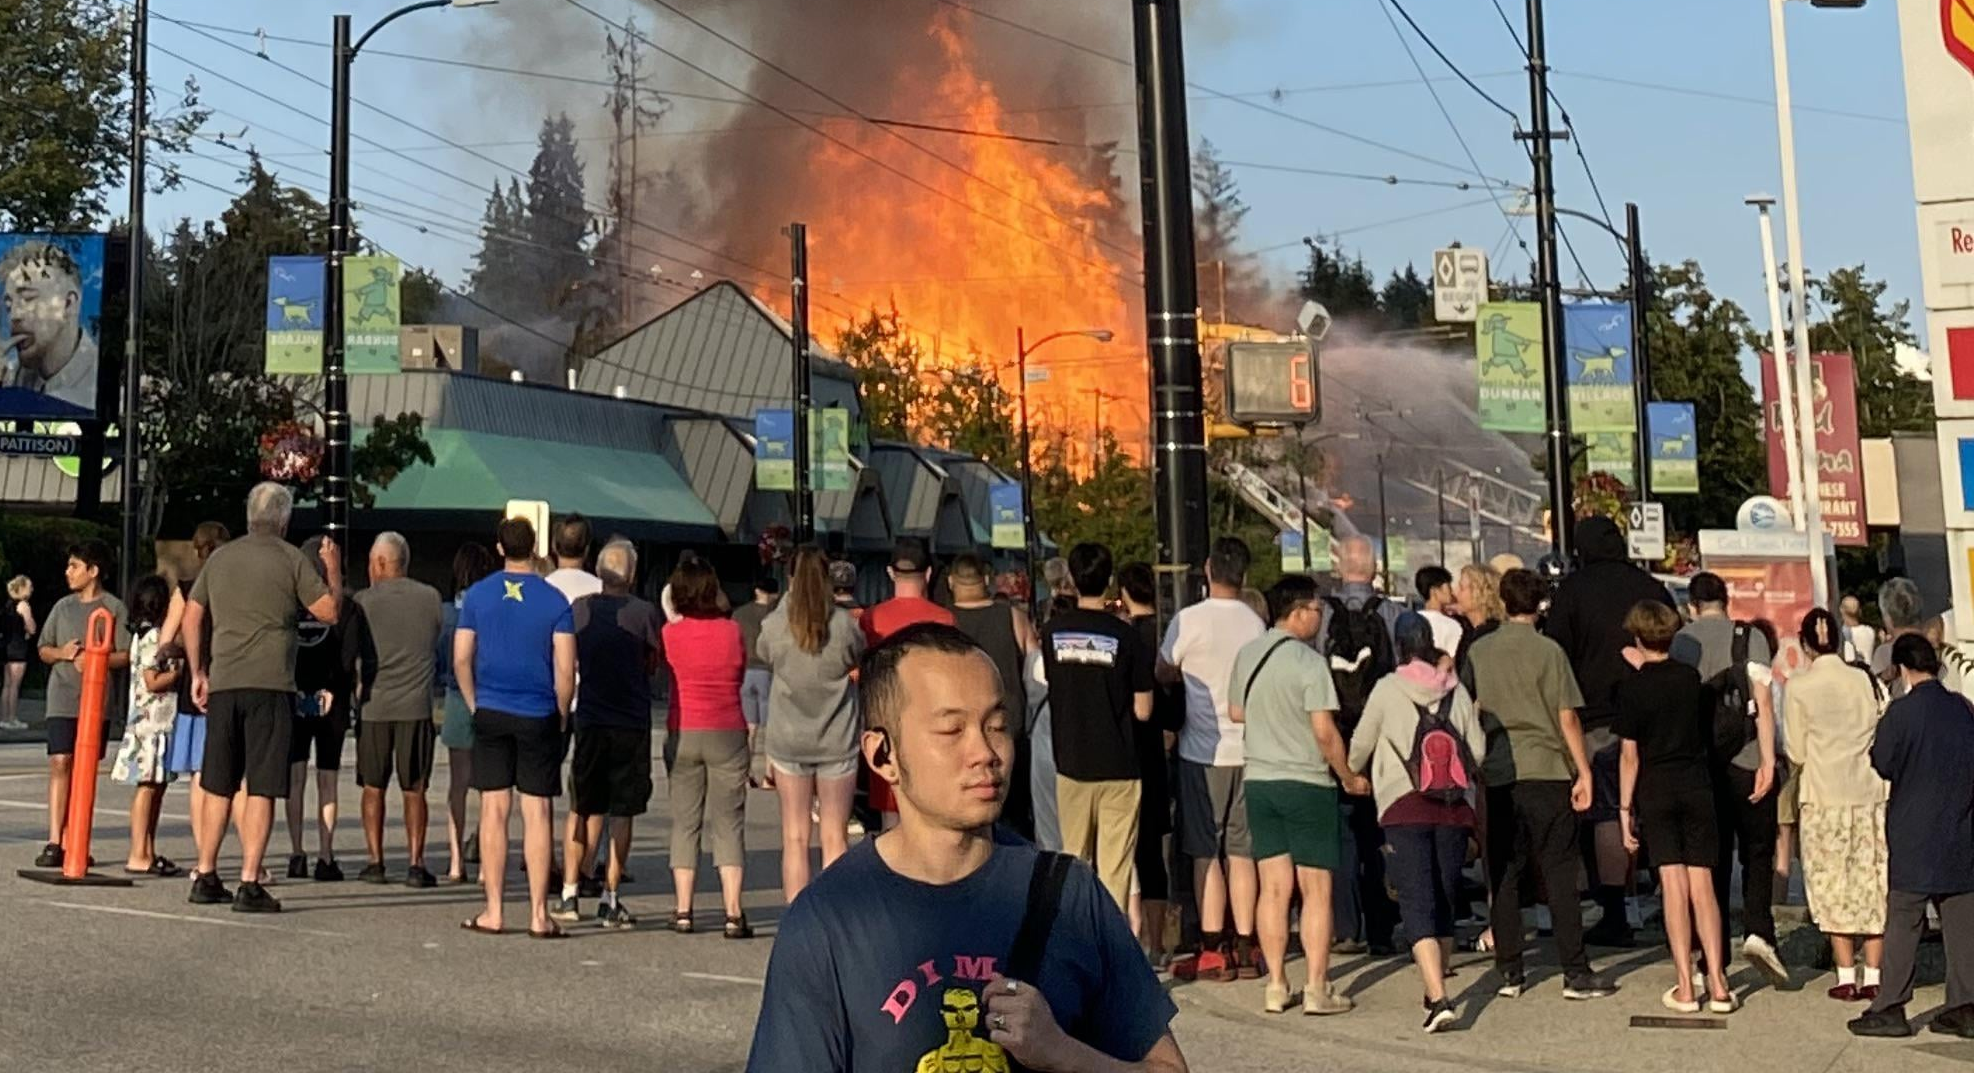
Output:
top-left (19, 606), bottom-right (134, 887)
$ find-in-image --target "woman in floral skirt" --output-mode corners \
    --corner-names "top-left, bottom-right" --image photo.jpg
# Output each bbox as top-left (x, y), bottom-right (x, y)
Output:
top-left (113, 575), bottom-right (183, 876)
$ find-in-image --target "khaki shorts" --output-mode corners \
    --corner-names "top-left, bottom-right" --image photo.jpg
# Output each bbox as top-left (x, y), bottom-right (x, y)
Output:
top-left (1776, 759), bottom-right (1802, 825)
top-left (769, 754), bottom-right (858, 781)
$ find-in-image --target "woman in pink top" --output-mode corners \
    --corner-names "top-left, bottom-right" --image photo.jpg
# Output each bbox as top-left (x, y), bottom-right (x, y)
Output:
top-left (662, 559), bottom-right (753, 938)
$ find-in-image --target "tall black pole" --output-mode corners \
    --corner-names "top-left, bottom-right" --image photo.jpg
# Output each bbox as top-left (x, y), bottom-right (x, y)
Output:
top-left (1133, 0), bottom-right (1209, 616)
top-left (1295, 424), bottom-right (1311, 573)
top-left (120, 0), bottom-right (148, 596)
top-left (1017, 327), bottom-right (1039, 605)
top-left (1626, 201), bottom-right (1652, 502)
top-left (789, 222), bottom-right (814, 545)
top-left (323, 14), bottom-right (353, 550)
top-left (1522, 0), bottom-right (1572, 568)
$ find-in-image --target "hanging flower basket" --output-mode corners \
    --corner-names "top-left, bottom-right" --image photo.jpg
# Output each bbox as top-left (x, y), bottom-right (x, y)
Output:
top-left (259, 420), bottom-right (325, 483)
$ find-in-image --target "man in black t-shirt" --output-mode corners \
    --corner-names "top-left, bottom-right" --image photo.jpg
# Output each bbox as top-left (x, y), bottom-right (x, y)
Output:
top-left (1040, 543), bottom-right (1153, 913)
top-left (1121, 561), bottom-right (1185, 961)
top-left (1616, 600), bottom-right (1732, 1014)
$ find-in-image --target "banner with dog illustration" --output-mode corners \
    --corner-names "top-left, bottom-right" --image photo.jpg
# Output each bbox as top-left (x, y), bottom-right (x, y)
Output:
top-left (265, 255), bottom-right (325, 374)
top-left (343, 255), bottom-right (402, 374)
top-left (1564, 303), bottom-right (1635, 434)
top-left (1647, 402), bottom-right (1699, 494)
top-left (1475, 301), bottom-right (1545, 433)
top-left (1760, 351), bottom-right (1866, 546)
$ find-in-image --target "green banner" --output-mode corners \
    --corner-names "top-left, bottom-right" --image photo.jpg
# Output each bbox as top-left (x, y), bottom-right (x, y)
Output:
top-left (1476, 302), bottom-right (1545, 433)
top-left (1386, 535), bottom-right (1408, 574)
top-left (812, 407), bottom-right (851, 492)
top-left (1310, 527), bottom-right (1332, 573)
top-left (1585, 432), bottom-right (1635, 488)
top-left (343, 255), bottom-right (402, 373)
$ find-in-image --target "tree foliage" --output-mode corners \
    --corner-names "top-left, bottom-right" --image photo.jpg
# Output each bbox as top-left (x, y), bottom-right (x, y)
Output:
top-left (1805, 265), bottom-right (1932, 437)
top-left (1645, 260), bottom-right (1764, 534)
top-left (1297, 239), bottom-right (1380, 321)
top-left (835, 304), bottom-right (930, 443)
top-left (1380, 264), bottom-right (1433, 330)
top-left (525, 113), bottom-right (591, 314)
top-left (1192, 140), bottom-right (1270, 326)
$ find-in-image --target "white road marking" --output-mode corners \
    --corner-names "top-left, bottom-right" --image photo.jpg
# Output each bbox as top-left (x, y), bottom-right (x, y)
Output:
top-left (681, 971), bottom-right (763, 987)
top-left (0, 772), bottom-right (49, 781)
top-left (39, 900), bottom-right (347, 938)
top-left (0, 798), bottom-right (189, 822)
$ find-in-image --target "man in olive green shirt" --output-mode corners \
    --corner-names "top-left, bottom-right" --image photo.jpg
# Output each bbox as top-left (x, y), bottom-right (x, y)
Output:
top-left (1460, 569), bottom-right (1613, 1001)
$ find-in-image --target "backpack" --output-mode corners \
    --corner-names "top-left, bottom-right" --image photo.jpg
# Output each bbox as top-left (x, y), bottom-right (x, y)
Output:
top-left (1405, 693), bottom-right (1477, 805)
top-left (1325, 595), bottom-right (1397, 737)
top-left (1708, 623), bottom-right (1756, 760)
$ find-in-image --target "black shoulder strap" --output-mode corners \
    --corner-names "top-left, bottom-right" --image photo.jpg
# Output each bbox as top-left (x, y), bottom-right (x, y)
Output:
top-left (1009, 850), bottom-right (1075, 983)
top-left (1243, 637), bottom-right (1298, 707)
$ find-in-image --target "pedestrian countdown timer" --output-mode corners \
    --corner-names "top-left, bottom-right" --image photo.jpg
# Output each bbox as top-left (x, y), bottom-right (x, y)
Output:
top-left (1224, 341), bottom-right (1320, 426)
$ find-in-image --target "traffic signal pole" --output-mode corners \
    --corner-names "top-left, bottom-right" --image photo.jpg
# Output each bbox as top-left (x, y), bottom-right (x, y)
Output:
top-left (1520, 0), bottom-right (1573, 569)
top-left (1133, 0), bottom-right (1210, 616)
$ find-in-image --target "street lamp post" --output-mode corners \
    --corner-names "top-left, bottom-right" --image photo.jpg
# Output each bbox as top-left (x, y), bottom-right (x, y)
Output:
top-left (1015, 327), bottom-right (1113, 605)
top-left (324, 0), bottom-right (494, 551)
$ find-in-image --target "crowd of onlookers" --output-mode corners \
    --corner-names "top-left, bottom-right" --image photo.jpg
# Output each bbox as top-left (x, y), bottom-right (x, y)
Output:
top-left (12, 497), bottom-right (1974, 1041)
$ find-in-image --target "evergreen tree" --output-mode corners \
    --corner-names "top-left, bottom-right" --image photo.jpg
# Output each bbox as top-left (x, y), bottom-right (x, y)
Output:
top-left (836, 304), bottom-right (930, 443)
top-left (467, 180), bottom-right (522, 307)
top-left (1805, 265), bottom-right (1932, 437)
top-left (1192, 139), bottom-right (1268, 325)
top-left (1379, 263), bottom-right (1433, 329)
top-left (1296, 238), bottom-right (1380, 320)
top-left (525, 112), bottom-right (591, 315)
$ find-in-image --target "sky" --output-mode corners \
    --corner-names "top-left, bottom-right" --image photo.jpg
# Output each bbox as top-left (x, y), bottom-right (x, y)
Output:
top-left (135, 0), bottom-right (1923, 350)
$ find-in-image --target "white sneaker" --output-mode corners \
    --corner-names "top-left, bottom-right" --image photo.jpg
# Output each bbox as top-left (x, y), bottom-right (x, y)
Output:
top-left (0, 719), bottom-right (27, 731)
top-left (1743, 935), bottom-right (1789, 987)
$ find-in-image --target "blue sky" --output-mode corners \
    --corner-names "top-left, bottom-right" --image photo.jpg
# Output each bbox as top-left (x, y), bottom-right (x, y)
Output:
top-left (139, 0), bottom-right (1920, 343)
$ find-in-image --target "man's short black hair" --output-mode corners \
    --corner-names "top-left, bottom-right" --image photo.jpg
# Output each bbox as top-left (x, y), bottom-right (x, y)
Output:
top-left (1688, 571), bottom-right (1728, 607)
top-left (1415, 565), bottom-right (1453, 600)
top-left (67, 539), bottom-right (112, 578)
top-left (859, 622), bottom-right (992, 737)
top-left (1118, 561), bottom-right (1156, 608)
top-left (1066, 542), bottom-right (1113, 598)
top-left (1266, 574), bottom-right (1319, 625)
top-left (753, 570), bottom-right (781, 595)
top-left (552, 513), bottom-right (592, 561)
top-left (1892, 632), bottom-right (1941, 676)
top-left (497, 516), bottom-right (536, 562)
top-left (1207, 536), bottom-right (1251, 588)
top-left (1500, 567), bottom-right (1548, 618)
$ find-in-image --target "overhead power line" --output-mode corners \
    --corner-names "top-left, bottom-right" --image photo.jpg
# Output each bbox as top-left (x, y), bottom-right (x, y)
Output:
top-left (1382, 0), bottom-right (1522, 122)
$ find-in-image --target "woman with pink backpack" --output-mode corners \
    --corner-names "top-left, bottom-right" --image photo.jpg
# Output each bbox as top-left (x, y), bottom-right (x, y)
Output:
top-left (1347, 611), bottom-right (1487, 1035)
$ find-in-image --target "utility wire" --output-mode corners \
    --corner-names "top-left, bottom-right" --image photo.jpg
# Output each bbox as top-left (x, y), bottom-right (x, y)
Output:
top-left (1383, 0), bottom-right (1522, 122)
top-left (1480, 0), bottom-right (1621, 251)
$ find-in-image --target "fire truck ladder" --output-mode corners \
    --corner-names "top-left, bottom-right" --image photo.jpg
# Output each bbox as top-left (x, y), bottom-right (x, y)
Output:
top-left (1219, 461), bottom-right (1362, 540)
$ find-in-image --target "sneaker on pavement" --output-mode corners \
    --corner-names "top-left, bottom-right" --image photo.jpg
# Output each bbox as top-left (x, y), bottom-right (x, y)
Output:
top-left (1495, 969), bottom-right (1527, 999)
top-left (1848, 1007), bottom-right (1913, 1038)
top-left (548, 896), bottom-right (582, 923)
top-left (287, 853), bottom-right (309, 880)
top-left (356, 862), bottom-right (388, 884)
top-left (1562, 974), bottom-right (1618, 1001)
top-left (1828, 982), bottom-right (1860, 1002)
top-left (1932, 1004), bottom-right (1974, 1038)
top-left (1331, 938), bottom-right (1368, 956)
top-left (404, 865), bottom-right (437, 889)
top-left (600, 903), bottom-right (637, 930)
top-left (188, 871), bottom-right (231, 905)
top-left (1743, 935), bottom-right (1789, 987)
top-left (1195, 947), bottom-right (1237, 983)
top-left (1304, 988), bottom-right (1354, 1016)
top-left (1422, 998), bottom-right (1458, 1034)
top-left (1263, 982), bottom-right (1293, 1015)
top-left (313, 858), bottom-right (345, 882)
top-left (232, 882), bottom-right (282, 914)
top-left (34, 843), bottom-right (61, 868)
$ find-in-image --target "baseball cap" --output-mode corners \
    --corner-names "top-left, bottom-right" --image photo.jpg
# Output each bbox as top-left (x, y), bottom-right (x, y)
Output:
top-left (828, 559), bottom-right (859, 591)
top-left (889, 538), bottom-right (931, 574)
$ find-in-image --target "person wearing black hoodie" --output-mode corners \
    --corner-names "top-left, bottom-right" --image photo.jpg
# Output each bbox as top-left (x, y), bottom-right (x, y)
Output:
top-left (1544, 515), bottom-right (1675, 948)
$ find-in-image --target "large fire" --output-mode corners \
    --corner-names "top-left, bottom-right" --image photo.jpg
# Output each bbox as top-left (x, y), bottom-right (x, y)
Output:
top-left (767, 7), bottom-right (1148, 456)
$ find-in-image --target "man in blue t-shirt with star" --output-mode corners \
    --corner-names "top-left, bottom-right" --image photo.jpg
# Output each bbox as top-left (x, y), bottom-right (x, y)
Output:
top-left (452, 516), bottom-right (575, 939)
top-left (748, 623), bottom-right (1188, 1073)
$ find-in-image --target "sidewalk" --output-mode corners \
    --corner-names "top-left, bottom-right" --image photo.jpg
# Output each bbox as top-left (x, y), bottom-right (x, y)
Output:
top-left (0, 694), bottom-right (47, 743)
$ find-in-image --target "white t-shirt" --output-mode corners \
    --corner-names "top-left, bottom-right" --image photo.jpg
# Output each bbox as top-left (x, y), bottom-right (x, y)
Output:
top-left (1420, 608), bottom-right (1465, 659)
top-left (1845, 623), bottom-right (1876, 664)
top-left (1161, 597), bottom-right (1266, 767)
top-left (546, 567), bottom-right (602, 605)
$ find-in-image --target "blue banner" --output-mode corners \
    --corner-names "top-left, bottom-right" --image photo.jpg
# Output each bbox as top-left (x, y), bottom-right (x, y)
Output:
top-left (266, 255), bottom-right (326, 374)
top-left (990, 483), bottom-right (1024, 550)
top-left (1564, 303), bottom-right (1635, 433)
top-left (756, 408), bottom-right (795, 491)
top-left (1648, 401), bottom-right (1698, 494)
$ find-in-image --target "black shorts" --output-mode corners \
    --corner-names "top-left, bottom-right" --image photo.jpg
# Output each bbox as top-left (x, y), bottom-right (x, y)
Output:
top-left (470, 709), bottom-right (564, 798)
top-left (45, 716), bottom-right (77, 757)
top-left (1636, 776), bottom-right (1719, 868)
top-left (1588, 741), bottom-right (1622, 825)
top-left (288, 703), bottom-right (351, 770)
top-left (571, 725), bottom-right (653, 819)
top-left (203, 689), bottom-right (295, 798)
top-left (357, 719), bottom-right (437, 791)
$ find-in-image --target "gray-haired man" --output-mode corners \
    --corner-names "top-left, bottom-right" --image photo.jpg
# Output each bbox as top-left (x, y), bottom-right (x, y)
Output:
top-left (184, 482), bottom-right (341, 913)
top-left (353, 532), bottom-right (445, 887)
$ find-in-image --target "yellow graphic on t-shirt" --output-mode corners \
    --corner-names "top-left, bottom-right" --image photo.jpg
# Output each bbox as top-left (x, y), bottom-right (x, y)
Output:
top-left (502, 579), bottom-right (525, 602)
top-left (915, 988), bottom-right (1008, 1073)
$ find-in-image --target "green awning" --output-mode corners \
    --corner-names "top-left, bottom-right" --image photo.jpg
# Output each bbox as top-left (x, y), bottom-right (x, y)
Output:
top-left (360, 427), bottom-right (720, 539)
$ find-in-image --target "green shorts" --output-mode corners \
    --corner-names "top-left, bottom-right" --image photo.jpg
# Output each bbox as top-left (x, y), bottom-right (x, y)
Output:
top-left (1244, 779), bottom-right (1341, 870)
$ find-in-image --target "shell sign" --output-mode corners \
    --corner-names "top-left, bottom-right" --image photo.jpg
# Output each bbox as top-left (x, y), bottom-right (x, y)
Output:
top-left (1949, 0), bottom-right (1974, 76)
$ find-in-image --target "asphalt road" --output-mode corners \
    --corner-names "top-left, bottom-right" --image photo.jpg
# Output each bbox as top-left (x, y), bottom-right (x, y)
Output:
top-left (1, 740), bottom-right (1970, 1072)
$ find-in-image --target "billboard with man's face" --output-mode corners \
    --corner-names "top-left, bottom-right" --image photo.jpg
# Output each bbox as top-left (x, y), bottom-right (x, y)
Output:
top-left (0, 233), bottom-right (107, 420)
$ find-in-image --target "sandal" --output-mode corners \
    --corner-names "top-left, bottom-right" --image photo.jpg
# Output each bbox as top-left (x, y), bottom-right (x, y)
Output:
top-left (725, 914), bottom-right (754, 940)
top-left (670, 911), bottom-right (695, 934)
top-left (460, 916), bottom-right (505, 936)
top-left (529, 926), bottom-right (569, 940)
top-left (124, 856), bottom-right (182, 877)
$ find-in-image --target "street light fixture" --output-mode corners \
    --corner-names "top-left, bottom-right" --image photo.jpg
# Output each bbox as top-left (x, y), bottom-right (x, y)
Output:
top-left (1015, 327), bottom-right (1113, 606)
top-left (322, 0), bottom-right (497, 551)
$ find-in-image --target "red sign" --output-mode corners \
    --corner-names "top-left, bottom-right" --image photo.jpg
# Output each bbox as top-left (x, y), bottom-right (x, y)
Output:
top-left (1950, 326), bottom-right (1974, 400)
top-left (1759, 351), bottom-right (1868, 546)
top-left (1714, 558), bottom-right (1818, 685)
top-left (1946, 0), bottom-right (1974, 80)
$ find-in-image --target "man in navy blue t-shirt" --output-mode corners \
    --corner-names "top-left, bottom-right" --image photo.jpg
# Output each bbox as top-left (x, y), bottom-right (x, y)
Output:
top-left (453, 516), bottom-right (575, 939)
top-left (748, 623), bottom-right (1187, 1073)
